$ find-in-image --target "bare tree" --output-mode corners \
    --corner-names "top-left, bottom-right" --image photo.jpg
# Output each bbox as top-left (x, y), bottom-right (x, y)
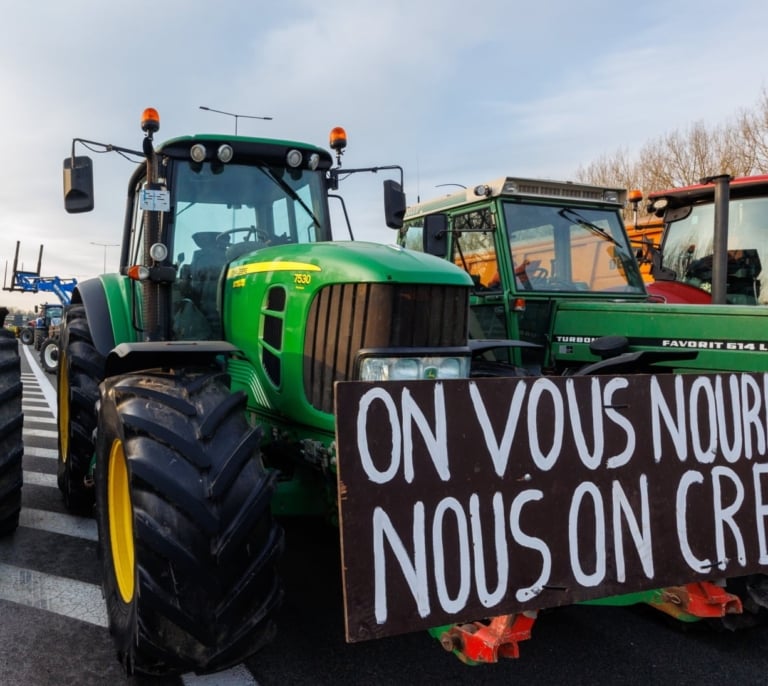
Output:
top-left (575, 88), bottom-right (768, 219)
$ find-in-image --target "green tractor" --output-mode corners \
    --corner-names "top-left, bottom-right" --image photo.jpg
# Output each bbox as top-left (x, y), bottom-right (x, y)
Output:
top-left (399, 176), bottom-right (768, 375)
top-left (0, 305), bottom-right (23, 537)
top-left (59, 109), bottom-right (475, 676)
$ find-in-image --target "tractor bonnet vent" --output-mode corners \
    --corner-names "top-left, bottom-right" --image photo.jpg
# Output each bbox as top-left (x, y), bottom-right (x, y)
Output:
top-left (304, 283), bottom-right (468, 412)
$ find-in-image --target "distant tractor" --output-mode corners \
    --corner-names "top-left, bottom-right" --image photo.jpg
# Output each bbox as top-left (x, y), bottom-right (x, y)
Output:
top-left (3, 241), bottom-right (76, 373)
top-left (627, 174), bottom-right (768, 305)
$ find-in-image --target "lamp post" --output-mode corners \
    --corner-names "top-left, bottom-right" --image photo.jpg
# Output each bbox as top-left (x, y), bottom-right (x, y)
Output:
top-left (199, 106), bottom-right (273, 134)
top-left (91, 242), bottom-right (118, 273)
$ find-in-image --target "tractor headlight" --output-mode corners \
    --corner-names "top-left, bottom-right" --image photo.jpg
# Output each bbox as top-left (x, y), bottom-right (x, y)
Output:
top-left (190, 143), bottom-right (207, 163)
top-left (358, 354), bottom-right (470, 381)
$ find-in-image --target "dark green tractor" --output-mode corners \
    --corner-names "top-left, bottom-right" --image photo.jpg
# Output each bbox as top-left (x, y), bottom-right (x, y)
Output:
top-left (59, 109), bottom-right (474, 675)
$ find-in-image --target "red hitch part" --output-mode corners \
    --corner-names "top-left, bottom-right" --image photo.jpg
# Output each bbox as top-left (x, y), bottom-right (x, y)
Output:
top-left (650, 581), bottom-right (743, 621)
top-left (439, 612), bottom-right (537, 664)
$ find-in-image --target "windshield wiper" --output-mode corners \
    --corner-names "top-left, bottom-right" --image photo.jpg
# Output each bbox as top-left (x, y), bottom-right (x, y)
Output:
top-left (558, 207), bottom-right (619, 245)
top-left (257, 166), bottom-right (322, 229)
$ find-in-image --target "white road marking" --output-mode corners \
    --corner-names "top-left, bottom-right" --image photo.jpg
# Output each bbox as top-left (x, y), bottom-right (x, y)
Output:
top-left (23, 428), bottom-right (58, 440)
top-left (21, 344), bottom-right (57, 416)
top-left (0, 562), bottom-right (108, 627)
top-left (21, 414), bottom-right (56, 425)
top-left (19, 507), bottom-right (97, 541)
top-left (22, 471), bottom-right (57, 488)
top-left (24, 446), bottom-right (57, 460)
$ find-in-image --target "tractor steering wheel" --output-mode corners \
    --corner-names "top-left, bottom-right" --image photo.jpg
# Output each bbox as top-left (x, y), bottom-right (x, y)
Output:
top-left (217, 226), bottom-right (269, 245)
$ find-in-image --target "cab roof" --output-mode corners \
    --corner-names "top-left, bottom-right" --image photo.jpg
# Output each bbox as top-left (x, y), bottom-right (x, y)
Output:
top-left (404, 176), bottom-right (627, 221)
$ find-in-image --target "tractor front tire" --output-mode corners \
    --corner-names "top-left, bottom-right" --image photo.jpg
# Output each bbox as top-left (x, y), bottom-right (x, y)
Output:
top-left (0, 330), bottom-right (23, 536)
top-left (19, 328), bottom-right (33, 346)
top-left (57, 304), bottom-right (104, 514)
top-left (95, 368), bottom-right (283, 676)
top-left (39, 337), bottom-right (59, 374)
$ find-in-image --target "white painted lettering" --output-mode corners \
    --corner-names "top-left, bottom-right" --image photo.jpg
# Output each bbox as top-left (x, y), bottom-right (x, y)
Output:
top-left (469, 493), bottom-right (508, 608)
top-left (603, 377), bottom-right (636, 469)
top-left (611, 476), bottom-right (654, 582)
top-left (711, 466), bottom-right (746, 569)
top-left (566, 378), bottom-right (604, 470)
top-left (568, 482), bottom-right (606, 587)
top-left (373, 504), bottom-right (429, 623)
top-left (753, 463), bottom-right (768, 564)
top-left (402, 385), bottom-right (450, 483)
top-left (358, 388), bottom-right (401, 484)
top-left (690, 377), bottom-right (717, 464)
top-left (528, 379), bottom-right (564, 471)
top-left (509, 489), bottom-right (552, 602)
top-left (651, 375), bottom-right (687, 462)
top-left (676, 471), bottom-right (712, 573)
top-left (433, 498), bottom-right (471, 613)
top-left (469, 380), bottom-right (527, 478)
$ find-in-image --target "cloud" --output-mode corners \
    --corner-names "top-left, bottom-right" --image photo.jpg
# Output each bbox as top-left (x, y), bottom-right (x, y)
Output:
top-left (2, 0), bottom-right (768, 311)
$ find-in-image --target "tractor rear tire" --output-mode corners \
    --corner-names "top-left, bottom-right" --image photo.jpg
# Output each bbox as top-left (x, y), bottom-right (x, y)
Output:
top-left (57, 304), bottom-right (104, 514)
top-left (95, 368), bottom-right (283, 676)
top-left (19, 328), bottom-right (33, 346)
top-left (0, 330), bottom-right (23, 536)
top-left (39, 337), bottom-right (59, 374)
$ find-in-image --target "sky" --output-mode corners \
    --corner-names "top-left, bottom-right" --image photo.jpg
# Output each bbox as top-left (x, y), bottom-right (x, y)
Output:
top-left (1, 0), bottom-right (767, 311)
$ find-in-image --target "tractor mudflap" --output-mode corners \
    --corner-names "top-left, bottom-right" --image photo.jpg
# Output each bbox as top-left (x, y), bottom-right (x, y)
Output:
top-left (432, 612), bottom-right (538, 664)
top-left (647, 581), bottom-right (742, 622)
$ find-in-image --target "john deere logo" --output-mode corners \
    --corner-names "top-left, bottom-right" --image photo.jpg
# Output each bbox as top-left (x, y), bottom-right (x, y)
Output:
top-left (424, 367), bottom-right (438, 379)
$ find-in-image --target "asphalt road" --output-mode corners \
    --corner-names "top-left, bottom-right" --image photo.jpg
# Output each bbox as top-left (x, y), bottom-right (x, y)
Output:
top-left (2, 341), bottom-right (768, 685)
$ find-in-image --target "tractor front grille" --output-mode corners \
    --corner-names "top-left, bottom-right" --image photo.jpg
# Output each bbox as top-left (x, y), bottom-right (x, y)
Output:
top-left (304, 283), bottom-right (468, 413)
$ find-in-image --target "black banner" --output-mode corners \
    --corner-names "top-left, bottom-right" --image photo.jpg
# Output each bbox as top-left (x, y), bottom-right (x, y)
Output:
top-left (335, 373), bottom-right (768, 642)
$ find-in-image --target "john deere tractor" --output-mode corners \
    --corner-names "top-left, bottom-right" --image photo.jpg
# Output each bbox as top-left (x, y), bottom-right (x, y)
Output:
top-left (59, 109), bottom-right (474, 675)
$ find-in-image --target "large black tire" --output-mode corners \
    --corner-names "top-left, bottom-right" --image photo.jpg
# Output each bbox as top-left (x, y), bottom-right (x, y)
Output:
top-left (0, 330), bottom-right (23, 536)
top-left (39, 336), bottom-right (59, 374)
top-left (95, 368), bottom-right (283, 676)
top-left (57, 304), bottom-right (104, 514)
top-left (19, 328), bottom-right (33, 346)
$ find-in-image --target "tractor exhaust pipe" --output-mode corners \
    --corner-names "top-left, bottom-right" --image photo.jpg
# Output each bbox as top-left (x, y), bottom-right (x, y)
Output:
top-left (708, 174), bottom-right (731, 305)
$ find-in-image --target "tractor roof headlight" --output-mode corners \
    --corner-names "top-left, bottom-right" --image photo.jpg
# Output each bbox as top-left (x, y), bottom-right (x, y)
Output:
top-left (308, 153), bottom-right (320, 170)
top-left (149, 242), bottom-right (168, 262)
top-left (217, 144), bottom-right (234, 163)
top-left (286, 149), bottom-right (303, 168)
top-left (190, 144), bottom-right (207, 163)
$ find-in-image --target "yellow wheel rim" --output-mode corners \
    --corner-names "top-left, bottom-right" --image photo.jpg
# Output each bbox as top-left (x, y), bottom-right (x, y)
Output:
top-left (108, 439), bottom-right (135, 603)
top-left (58, 350), bottom-right (69, 463)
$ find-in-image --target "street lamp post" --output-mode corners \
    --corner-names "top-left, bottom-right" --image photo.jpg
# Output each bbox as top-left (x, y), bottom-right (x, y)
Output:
top-left (91, 242), bottom-right (119, 273)
top-left (199, 106), bottom-right (273, 134)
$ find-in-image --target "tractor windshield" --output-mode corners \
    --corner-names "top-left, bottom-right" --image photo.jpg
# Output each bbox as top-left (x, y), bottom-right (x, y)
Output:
top-left (660, 196), bottom-right (768, 304)
top-left (163, 159), bottom-right (331, 339)
top-left (170, 160), bottom-right (330, 268)
top-left (503, 201), bottom-right (645, 294)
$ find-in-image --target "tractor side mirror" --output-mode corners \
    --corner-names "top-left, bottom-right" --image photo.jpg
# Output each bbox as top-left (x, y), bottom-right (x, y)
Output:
top-left (63, 156), bottom-right (94, 213)
top-left (423, 213), bottom-right (449, 258)
top-left (383, 179), bottom-right (406, 229)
